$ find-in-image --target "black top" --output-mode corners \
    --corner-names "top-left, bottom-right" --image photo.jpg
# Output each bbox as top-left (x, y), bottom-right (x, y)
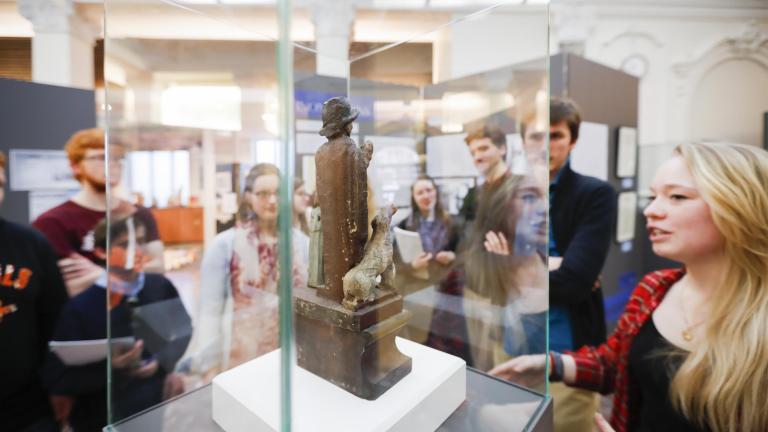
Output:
top-left (42, 274), bottom-right (184, 432)
top-left (549, 163), bottom-right (615, 348)
top-left (627, 318), bottom-right (706, 432)
top-left (0, 218), bottom-right (69, 431)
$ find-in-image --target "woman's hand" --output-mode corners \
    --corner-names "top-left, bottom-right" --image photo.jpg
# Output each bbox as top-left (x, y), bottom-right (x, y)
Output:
top-left (411, 252), bottom-right (432, 271)
top-left (484, 231), bottom-right (510, 255)
top-left (434, 251), bottom-right (455, 265)
top-left (595, 413), bottom-right (616, 432)
top-left (163, 373), bottom-right (186, 400)
top-left (488, 354), bottom-right (547, 388)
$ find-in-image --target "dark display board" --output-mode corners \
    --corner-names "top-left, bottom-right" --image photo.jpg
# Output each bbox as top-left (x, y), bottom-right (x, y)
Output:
top-left (0, 78), bottom-right (95, 225)
top-left (550, 54), bottom-right (646, 324)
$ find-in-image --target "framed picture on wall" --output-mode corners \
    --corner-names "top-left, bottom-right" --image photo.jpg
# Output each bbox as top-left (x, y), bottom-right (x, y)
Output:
top-left (616, 127), bottom-right (637, 178)
top-left (616, 191), bottom-right (638, 243)
top-left (9, 149), bottom-right (79, 191)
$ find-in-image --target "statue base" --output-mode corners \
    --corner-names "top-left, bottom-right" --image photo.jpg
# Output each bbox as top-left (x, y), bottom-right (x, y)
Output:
top-left (294, 285), bottom-right (412, 400)
top-left (211, 338), bottom-right (466, 432)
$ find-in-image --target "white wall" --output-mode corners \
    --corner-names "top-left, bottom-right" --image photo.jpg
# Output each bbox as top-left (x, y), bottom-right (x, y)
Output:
top-left (433, 7), bottom-right (549, 82)
top-left (550, 3), bottom-right (768, 149)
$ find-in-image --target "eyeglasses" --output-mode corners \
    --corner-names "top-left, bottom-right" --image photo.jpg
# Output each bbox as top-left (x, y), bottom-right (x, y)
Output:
top-left (252, 190), bottom-right (278, 200)
top-left (82, 155), bottom-right (125, 164)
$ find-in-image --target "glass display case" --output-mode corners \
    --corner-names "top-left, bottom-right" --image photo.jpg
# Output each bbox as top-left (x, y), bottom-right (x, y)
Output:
top-left (99, 1), bottom-right (551, 430)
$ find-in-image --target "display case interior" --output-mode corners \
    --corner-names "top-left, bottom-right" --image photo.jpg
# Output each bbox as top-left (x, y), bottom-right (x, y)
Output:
top-left (101, 1), bottom-right (550, 431)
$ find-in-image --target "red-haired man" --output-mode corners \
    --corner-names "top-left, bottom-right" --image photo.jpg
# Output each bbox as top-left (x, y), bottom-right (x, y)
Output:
top-left (32, 129), bottom-right (164, 297)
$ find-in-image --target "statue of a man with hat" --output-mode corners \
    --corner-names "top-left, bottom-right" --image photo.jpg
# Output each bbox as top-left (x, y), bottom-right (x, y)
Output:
top-left (314, 96), bottom-right (372, 303)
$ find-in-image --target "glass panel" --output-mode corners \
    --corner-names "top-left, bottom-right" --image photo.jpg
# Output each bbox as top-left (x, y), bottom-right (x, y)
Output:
top-left (96, 1), bottom-right (550, 431)
top-left (102, 0), bottom-right (292, 430)
top-left (290, 2), bottom-right (549, 431)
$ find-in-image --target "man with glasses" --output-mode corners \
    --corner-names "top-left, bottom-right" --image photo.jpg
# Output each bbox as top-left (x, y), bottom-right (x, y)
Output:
top-left (32, 129), bottom-right (164, 297)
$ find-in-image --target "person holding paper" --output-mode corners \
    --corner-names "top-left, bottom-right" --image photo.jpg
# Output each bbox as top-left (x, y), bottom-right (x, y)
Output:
top-left (395, 176), bottom-right (458, 276)
top-left (393, 175), bottom-right (471, 359)
top-left (32, 128), bottom-right (165, 297)
top-left (523, 98), bottom-right (616, 432)
top-left (43, 213), bottom-right (187, 432)
top-left (0, 150), bottom-right (69, 432)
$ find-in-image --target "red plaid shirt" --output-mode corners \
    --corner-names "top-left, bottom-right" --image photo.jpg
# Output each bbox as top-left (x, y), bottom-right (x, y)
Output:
top-left (568, 268), bottom-right (685, 432)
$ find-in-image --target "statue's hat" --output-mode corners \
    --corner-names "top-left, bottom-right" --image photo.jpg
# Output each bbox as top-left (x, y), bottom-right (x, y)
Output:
top-left (319, 97), bottom-right (359, 137)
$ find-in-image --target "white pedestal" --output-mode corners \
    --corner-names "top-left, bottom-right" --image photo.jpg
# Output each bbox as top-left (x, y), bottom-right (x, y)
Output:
top-left (212, 337), bottom-right (466, 432)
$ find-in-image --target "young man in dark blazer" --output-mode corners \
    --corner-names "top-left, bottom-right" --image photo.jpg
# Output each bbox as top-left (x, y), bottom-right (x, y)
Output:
top-left (534, 98), bottom-right (616, 432)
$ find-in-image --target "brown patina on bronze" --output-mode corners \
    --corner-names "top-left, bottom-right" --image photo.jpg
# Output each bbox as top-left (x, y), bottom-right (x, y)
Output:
top-left (294, 97), bottom-right (411, 400)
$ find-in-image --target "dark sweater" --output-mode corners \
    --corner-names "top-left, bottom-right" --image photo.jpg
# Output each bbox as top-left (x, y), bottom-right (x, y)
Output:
top-left (0, 218), bottom-right (68, 431)
top-left (550, 163), bottom-right (616, 349)
top-left (42, 274), bottom-right (181, 432)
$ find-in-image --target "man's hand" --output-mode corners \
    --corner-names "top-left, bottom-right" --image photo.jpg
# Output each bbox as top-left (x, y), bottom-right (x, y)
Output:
top-left (488, 354), bottom-right (547, 388)
top-left (111, 340), bottom-right (144, 370)
top-left (58, 253), bottom-right (104, 297)
top-left (484, 231), bottom-right (510, 255)
top-left (111, 340), bottom-right (158, 378)
top-left (411, 252), bottom-right (432, 271)
top-left (434, 251), bottom-right (455, 265)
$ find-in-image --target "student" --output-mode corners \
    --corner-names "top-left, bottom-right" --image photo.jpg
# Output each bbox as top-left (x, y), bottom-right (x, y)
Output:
top-left (493, 142), bottom-right (768, 432)
top-left (43, 213), bottom-right (186, 431)
top-left (528, 97), bottom-right (616, 432)
top-left (463, 169), bottom-right (548, 371)
top-left (394, 176), bottom-right (465, 356)
top-left (192, 164), bottom-right (308, 378)
top-left (459, 126), bottom-right (509, 224)
top-left (0, 150), bottom-right (69, 432)
top-left (395, 175), bottom-right (458, 284)
top-left (33, 128), bottom-right (164, 297)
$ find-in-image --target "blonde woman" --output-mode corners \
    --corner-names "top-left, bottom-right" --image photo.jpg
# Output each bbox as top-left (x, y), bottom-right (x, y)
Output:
top-left (492, 142), bottom-right (768, 432)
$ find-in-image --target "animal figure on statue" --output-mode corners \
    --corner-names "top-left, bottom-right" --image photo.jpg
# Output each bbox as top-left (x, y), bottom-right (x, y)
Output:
top-left (342, 205), bottom-right (397, 311)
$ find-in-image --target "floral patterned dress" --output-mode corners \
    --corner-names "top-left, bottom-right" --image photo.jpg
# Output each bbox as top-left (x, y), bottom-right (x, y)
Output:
top-left (226, 223), bottom-right (306, 368)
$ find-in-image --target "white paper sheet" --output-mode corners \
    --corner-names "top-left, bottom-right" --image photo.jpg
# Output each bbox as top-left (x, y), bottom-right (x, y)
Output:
top-left (570, 122), bottom-right (609, 181)
top-left (393, 227), bottom-right (428, 279)
top-left (50, 336), bottom-right (135, 366)
top-left (617, 127), bottom-right (638, 178)
top-left (616, 192), bottom-right (638, 242)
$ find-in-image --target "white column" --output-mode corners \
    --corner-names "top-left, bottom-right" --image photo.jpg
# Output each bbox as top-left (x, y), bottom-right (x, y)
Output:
top-left (311, 0), bottom-right (354, 78)
top-left (18, 0), bottom-right (97, 89)
top-left (551, 4), bottom-right (596, 57)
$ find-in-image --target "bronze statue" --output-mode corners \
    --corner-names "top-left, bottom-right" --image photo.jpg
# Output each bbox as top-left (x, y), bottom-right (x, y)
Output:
top-left (294, 97), bottom-right (411, 400)
top-left (314, 97), bottom-right (372, 303)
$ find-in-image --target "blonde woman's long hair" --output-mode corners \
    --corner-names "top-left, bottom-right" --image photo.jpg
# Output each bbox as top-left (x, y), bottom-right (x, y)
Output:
top-left (670, 142), bottom-right (768, 432)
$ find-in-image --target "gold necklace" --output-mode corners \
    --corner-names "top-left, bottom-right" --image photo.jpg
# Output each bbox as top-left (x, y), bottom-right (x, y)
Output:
top-left (679, 281), bottom-right (705, 342)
